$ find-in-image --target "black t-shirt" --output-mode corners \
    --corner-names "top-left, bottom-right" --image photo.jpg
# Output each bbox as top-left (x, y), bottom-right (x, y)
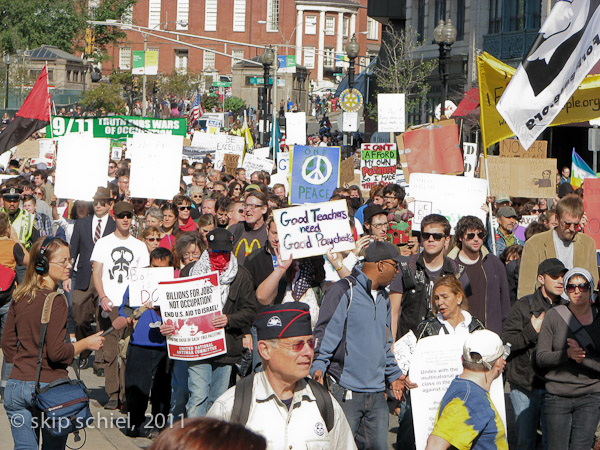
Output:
top-left (390, 265), bottom-right (442, 294)
top-left (459, 256), bottom-right (487, 325)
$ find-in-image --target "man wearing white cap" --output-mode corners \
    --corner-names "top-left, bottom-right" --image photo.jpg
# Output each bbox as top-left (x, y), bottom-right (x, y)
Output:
top-left (426, 330), bottom-right (509, 449)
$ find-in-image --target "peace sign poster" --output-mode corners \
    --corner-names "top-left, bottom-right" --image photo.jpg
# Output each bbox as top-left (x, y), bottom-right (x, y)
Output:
top-left (290, 145), bottom-right (341, 204)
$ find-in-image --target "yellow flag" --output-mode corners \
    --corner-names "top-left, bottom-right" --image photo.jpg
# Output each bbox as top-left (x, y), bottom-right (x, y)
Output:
top-left (478, 52), bottom-right (600, 150)
top-left (242, 111), bottom-right (254, 150)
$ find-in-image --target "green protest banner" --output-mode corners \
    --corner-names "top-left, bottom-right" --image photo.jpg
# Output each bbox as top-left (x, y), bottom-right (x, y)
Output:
top-left (47, 116), bottom-right (187, 139)
top-left (132, 51), bottom-right (145, 75)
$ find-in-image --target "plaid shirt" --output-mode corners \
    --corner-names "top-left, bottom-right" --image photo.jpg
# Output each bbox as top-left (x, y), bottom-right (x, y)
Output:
top-left (35, 212), bottom-right (53, 237)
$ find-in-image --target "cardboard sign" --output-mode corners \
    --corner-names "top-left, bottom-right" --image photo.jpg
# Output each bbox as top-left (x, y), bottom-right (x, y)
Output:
top-left (463, 142), bottom-right (478, 177)
top-left (407, 173), bottom-right (488, 231)
top-left (584, 178), bottom-right (600, 249)
top-left (340, 157), bottom-right (355, 186)
top-left (243, 152), bottom-right (274, 175)
top-left (481, 156), bottom-right (557, 198)
top-left (54, 135), bottom-right (110, 201)
top-left (499, 139), bottom-right (547, 158)
top-left (273, 200), bottom-right (355, 260)
top-left (378, 93), bottom-right (406, 132)
top-left (360, 143), bottom-right (397, 190)
top-left (290, 145), bottom-right (340, 204)
top-left (129, 134), bottom-right (184, 199)
top-left (191, 133), bottom-right (244, 170)
top-left (285, 112), bottom-right (307, 146)
top-left (129, 267), bottom-right (174, 307)
top-left (158, 273), bottom-right (227, 361)
top-left (15, 140), bottom-right (39, 159)
top-left (410, 335), bottom-right (506, 450)
top-left (223, 153), bottom-right (239, 176)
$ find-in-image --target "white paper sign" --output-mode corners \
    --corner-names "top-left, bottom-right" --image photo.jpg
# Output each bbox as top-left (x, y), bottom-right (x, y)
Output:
top-left (285, 112), bottom-right (307, 146)
top-left (342, 112), bottom-right (359, 132)
top-left (407, 174), bottom-right (488, 231)
top-left (129, 266), bottom-right (175, 307)
top-left (54, 135), bottom-right (110, 200)
top-left (191, 133), bottom-right (244, 170)
top-left (253, 147), bottom-right (271, 159)
top-left (277, 152), bottom-right (290, 173)
top-left (273, 199), bottom-right (355, 260)
top-left (129, 133), bottom-right (184, 199)
top-left (410, 334), bottom-right (506, 450)
top-left (243, 153), bottom-right (274, 175)
top-left (378, 93), bottom-right (406, 132)
top-left (463, 143), bottom-right (478, 178)
top-left (393, 331), bottom-right (417, 374)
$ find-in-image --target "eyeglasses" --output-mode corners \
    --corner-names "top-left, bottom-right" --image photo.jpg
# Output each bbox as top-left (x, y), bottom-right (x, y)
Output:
top-left (50, 259), bottom-right (73, 268)
top-left (371, 222), bottom-right (389, 230)
top-left (561, 219), bottom-right (580, 229)
top-left (381, 261), bottom-right (399, 271)
top-left (465, 231), bottom-right (485, 240)
top-left (116, 213), bottom-right (133, 219)
top-left (566, 283), bottom-right (591, 293)
top-left (145, 237), bottom-right (160, 242)
top-left (422, 232), bottom-right (445, 241)
top-left (178, 205), bottom-right (192, 211)
top-left (183, 252), bottom-right (202, 259)
top-left (275, 338), bottom-right (314, 352)
top-left (384, 195), bottom-right (399, 200)
top-left (244, 203), bottom-right (264, 210)
top-left (531, 209), bottom-right (540, 213)
top-left (93, 200), bottom-right (109, 207)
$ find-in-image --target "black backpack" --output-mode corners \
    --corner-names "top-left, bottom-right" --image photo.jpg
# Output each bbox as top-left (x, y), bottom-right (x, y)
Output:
top-left (230, 372), bottom-right (334, 432)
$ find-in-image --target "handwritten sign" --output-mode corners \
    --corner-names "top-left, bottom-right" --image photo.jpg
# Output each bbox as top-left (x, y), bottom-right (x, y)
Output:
top-left (158, 273), bottom-right (227, 361)
top-left (378, 93), bottom-right (406, 132)
top-left (499, 139), bottom-right (547, 158)
top-left (407, 173), bottom-right (488, 231)
top-left (242, 152), bottom-right (274, 175)
top-left (285, 112), bottom-right (307, 145)
top-left (277, 152), bottom-right (290, 174)
top-left (191, 133), bottom-right (244, 170)
top-left (223, 153), bottom-right (240, 176)
top-left (584, 178), bottom-right (600, 249)
top-left (482, 156), bottom-right (557, 198)
top-left (129, 266), bottom-right (174, 307)
top-left (273, 200), bottom-right (355, 260)
top-left (340, 157), bottom-right (355, 185)
top-left (290, 145), bottom-right (340, 204)
top-left (463, 142), bottom-right (478, 177)
top-left (360, 143), bottom-right (397, 189)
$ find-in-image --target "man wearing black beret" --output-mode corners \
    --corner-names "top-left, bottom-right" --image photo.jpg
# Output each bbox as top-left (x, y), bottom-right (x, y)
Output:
top-left (208, 303), bottom-right (356, 449)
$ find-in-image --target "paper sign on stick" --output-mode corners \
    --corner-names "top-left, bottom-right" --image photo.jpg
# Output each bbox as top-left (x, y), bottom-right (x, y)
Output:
top-left (285, 112), bottom-right (307, 145)
top-left (360, 143), bottom-right (397, 189)
top-left (378, 93), bottom-right (406, 132)
top-left (129, 134), bottom-right (184, 199)
top-left (481, 156), bottom-right (556, 198)
top-left (223, 154), bottom-right (239, 175)
top-left (463, 143), bottom-right (478, 177)
top-left (290, 145), bottom-right (340, 204)
top-left (243, 153), bottom-right (274, 175)
top-left (340, 157), bottom-right (355, 185)
top-left (584, 178), bottom-right (600, 250)
top-left (158, 273), bottom-right (227, 361)
top-left (54, 135), bottom-right (110, 201)
top-left (129, 267), bottom-right (174, 307)
top-left (277, 152), bottom-right (290, 174)
top-left (273, 200), bottom-right (355, 260)
top-left (407, 173), bottom-right (488, 231)
top-left (499, 139), bottom-right (547, 158)
top-left (191, 133), bottom-right (244, 170)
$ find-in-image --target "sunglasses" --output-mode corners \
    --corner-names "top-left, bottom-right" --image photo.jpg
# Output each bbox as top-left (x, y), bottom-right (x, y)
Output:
top-left (465, 231), bottom-right (485, 240)
top-left (531, 209), bottom-right (540, 213)
top-left (93, 200), bottom-right (109, 207)
top-left (422, 232), bottom-right (445, 241)
top-left (276, 338), bottom-right (314, 352)
top-left (116, 213), bottom-right (133, 219)
top-left (145, 237), bottom-right (160, 242)
top-left (566, 283), bottom-right (591, 293)
top-left (178, 205), bottom-right (192, 211)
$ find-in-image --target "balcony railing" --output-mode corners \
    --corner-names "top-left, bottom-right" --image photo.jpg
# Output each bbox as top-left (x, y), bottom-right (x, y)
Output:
top-left (483, 30), bottom-right (539, 61)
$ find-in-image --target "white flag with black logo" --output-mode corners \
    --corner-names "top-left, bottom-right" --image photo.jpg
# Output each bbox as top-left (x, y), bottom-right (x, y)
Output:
top-left (497, 0), bottom-right (600, 150)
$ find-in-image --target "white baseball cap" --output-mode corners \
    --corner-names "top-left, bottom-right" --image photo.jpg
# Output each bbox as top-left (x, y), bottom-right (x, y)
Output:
top-left (463, 330), bottom-right (509, 370)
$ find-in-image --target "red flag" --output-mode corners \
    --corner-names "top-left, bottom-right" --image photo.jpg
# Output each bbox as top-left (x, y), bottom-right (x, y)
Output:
top-left (0, 66), bottom-right (51, 155)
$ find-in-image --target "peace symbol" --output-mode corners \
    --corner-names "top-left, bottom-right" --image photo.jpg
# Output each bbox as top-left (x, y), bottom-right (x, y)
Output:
top-left (302, 155), bottom-right (332, 186)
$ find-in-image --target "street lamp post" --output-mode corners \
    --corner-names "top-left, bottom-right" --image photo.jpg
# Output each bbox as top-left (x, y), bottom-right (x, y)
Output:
top-left (259, 47), bottom-right (274, 147)
top-left (433, 19), bottom-right (457, 120)
top-left (344, 35), bottom-right (360, 159)
top-left (4, 54), bottom-right (10, 110)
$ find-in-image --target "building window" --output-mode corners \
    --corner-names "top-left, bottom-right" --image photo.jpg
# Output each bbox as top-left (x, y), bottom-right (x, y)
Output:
top-left (203, 50), bottom-right (215, 70)
top-left (489, 0), bottom-right (502, 33)
top-left (304, 47), bottom-right (315, 69)
top-left (232, 49), bottom-right (245, 66)
top-left (434, 0), bottom-right (446, 24)
top-left (148, 0), bottom-right (161, 29)
top-left (233, 0), bottom-right (246, 32)
top-left (305, 15), bottom-right (317, 35)
top-left (205, 0), bottom-right (218, 31)
top-left (119, 47), bottom-right (131, 70)
top-left (417, 0), bottom-right (425, 39)
top-left (324, 48), bottom-right (334, 68)
top-left (367, 17), bottom-right (378, 40)
top-left (456, 0), bottom-right (465, 40)
top-left (325, 16), bottom-right (335, 35)
top-left (176, 0), bottom-right (189, 30)
top-left (343, 16), bottom-right (349, 37)
top-left (175, 49), bottom-right (188, 73)
top-left (509, 0), bottom-right (526, 31)
top-left (266, 0), bottom-right (280, 32)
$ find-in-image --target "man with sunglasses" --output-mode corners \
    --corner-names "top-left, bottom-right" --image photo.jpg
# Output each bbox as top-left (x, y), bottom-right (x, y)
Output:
top-left (448, 216), bottom-right (510, 335)
top-left (518, 195), bottom-right (598, 298)
top-left (502, 258), bottom-right (567, 450)
top-left (229, 190), bottom-right (269, 265)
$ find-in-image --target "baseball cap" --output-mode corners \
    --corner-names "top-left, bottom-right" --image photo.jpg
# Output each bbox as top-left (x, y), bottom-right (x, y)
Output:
top-left (364, 241), bottom-right (402, 263)
top-left (364, 205), bottom-right (386, 223)
top-left (463, 330), bottom-right (508, 370)
top-left (113, 201), bottom-right (134, 216)
top-left (245, 184), bottom-right (261, 192)
top-left (207, 228), bottom-right (234, 252)
top-left (497, 206), bottom-right (517, 218)
top-left (253, 303), bottom-right (312, 340)
top-left (537, 258), bottom-right (567, 276)
top-left (495, 194), bottom-right (510, 204)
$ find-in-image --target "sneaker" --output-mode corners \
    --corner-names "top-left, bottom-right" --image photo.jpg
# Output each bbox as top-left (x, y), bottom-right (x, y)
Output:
top-left (93, 367), bottom-right (104, 377)
top-left (104, 399), bottom-right (119, 410)
top-left (78, 357), bottom-right (88, 370)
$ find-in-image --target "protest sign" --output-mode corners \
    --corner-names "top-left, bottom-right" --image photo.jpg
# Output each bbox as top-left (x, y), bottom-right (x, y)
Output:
top-left (407, 173), bottom-right (488, 231)
top-left (285, 112), bottom-right (307, 145)
top-left (15, 140), bottom-right (39, 159)
top-left (519, 214), bottom-right (538, 228)
top-left (158, 273), bottom-right (227, 361)
top-left (499, 139), bottom-right (547, 158)
top-left (253, 146), bottom-right (271, 159)
top-left (584, 178), bottom-right (600, 249)
top-left (54, 135), bottom-right (109, 200)
top-left (129, 267), bottom-right (175, 307)
top-left (360, 143), bottom-right (397, 189)
top-left (393, 331), bottom-right (417, 374)
top-left (410, 334), bottom-right (506, 450)
top-left (342, 112), bottom-right (359, 132)
top-left (31, 139), bottom-right (56, 167)
top-left (182, 146), bottom-right (214, 163)
top-left (223, 154), bottom-right (240, 176)
top-left (273, 199), bottom-right (355, 260)
top-left (243, 152), bottom-right (274, 175)
top-left (378, 93), bottom-right (406, 132)
top-left (463, 142), bottom-right (478, 177)
top-left (47, 116), bottom-right (186, 139)
top-left (207, 118), bottom-right (223, 134)
top-left (290, 145), bottom-right (341, 204)
top-left (0, 174), bottom-right (17, 184)
top-left (277, 152), bottom-right (290, 173)
top-left (340, 157), bottom-right (355, 185)
top-left (481, 156), bottom-right (556, 198)
top-left (191, 133), bottom-right (244, 170)
top-left (129, 134), bottom-right (184, 199)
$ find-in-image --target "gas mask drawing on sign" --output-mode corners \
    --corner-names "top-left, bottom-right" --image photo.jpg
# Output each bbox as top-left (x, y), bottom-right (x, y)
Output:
top-left (109, 246), bottom-right (134, 283)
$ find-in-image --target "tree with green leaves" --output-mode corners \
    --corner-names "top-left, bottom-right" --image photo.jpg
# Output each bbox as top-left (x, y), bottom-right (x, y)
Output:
top-left (158, 71), bottom-right (202, 99)
top-left (79, 82), bottom-right (126, 114)
top-left (224, 96), bottom-right (245, 112)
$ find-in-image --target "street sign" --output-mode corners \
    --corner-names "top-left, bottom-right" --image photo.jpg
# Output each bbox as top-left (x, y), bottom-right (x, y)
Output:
top-left (212, 81), bottom-right (232, 87)
top-left (340, 88), bottom-right (363, 112)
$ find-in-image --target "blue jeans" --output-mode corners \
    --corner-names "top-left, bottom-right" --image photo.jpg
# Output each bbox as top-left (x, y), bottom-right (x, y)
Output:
top-left (169, 360), bottom-right (189, 422)
top-left (396, 394), bottom-right (416, 450)
top-left (187, 362), bottom-right (231, 418)
top-left (330, 381), bottom-right (389, 450)
top-left (4, 379), bottom-right (68, 450)
top-left (545, 392), bottom-right (600, 450)
top-left (509, 385), bottom-right (547, 450)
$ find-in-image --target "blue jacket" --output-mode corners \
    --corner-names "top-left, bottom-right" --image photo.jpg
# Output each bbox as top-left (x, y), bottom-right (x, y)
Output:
top-left (119, 287), bottom-right (166, 348)
top-left (311, 267), bottom-right (403, 392)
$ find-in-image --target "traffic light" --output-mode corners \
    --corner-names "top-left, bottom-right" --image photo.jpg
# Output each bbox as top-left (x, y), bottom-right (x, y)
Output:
top-left (85, 28), bottom-right (95, 56)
